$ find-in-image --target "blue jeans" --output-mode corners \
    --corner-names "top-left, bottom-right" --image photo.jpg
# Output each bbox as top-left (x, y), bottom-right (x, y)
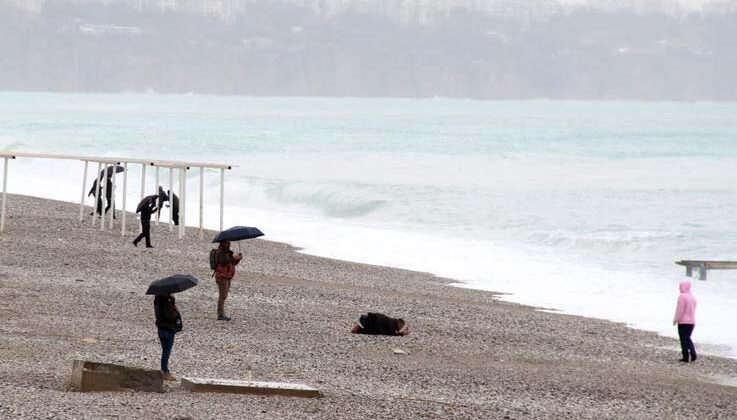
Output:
top-left (158, 328), bottom-right (175, 373)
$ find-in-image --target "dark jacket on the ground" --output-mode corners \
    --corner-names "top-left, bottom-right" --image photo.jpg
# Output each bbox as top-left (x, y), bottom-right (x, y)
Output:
top-left (358, 312), bottom-right (404, 336)
top-left (154, 295), bottom-right (179, 333)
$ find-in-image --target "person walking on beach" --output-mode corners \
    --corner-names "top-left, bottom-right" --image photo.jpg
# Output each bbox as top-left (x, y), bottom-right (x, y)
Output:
top-left (673, 279), bottom-right (697, 363)
top-left (154, 293), bottom-right (180, 381)
top-left (213, 240), bottom-right (242, 321)
top-left (133, 195), bottom-right (157, 248)
top-left (89, 178), bottom-right (114, 218)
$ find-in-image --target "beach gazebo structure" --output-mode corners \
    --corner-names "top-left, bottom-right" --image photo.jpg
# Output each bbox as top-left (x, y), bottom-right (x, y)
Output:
top-left (0, 151), bottom-right (232, 237)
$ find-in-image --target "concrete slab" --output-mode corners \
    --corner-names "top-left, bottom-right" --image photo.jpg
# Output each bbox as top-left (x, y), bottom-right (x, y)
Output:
top-left (181, 377), bottom-right (321, 398)
top-left (71, 360), bottom-right (163, 392)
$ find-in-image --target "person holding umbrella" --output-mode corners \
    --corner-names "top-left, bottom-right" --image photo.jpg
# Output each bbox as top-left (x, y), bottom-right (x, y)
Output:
top-left (133, 194), bottom-right (158, 248)
top-left (147, 274), bottom-right (199, 381)
top-left (89, 177), bottom-right (113, 218)
top-left (88, 165), bottom-right (124, 218)
top-left (154, 293), bottom-right (179, 381)
top-left (210, 227), bottom-right (264, 321)
top-left (213, 240), bottom-right (242, 321)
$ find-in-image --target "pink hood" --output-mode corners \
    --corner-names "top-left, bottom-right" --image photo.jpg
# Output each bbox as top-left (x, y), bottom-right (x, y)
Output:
top-left (674, 280), bottom-right (697, 324)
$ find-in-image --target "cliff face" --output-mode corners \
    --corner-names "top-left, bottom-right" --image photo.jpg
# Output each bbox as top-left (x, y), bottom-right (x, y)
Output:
top-left (1, 0), bottom-right (736, 100)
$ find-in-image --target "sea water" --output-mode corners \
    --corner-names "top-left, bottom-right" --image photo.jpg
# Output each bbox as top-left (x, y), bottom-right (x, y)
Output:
top-left (2, 92), bottom-right (737, 357)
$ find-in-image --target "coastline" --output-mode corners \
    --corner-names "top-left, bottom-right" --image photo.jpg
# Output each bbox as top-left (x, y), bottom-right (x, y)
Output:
top-left (2, 194), bottom-right (737, 419)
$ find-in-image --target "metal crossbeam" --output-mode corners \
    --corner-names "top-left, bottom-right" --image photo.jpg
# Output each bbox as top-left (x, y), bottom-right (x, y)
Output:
top-left (0, 151), bottom-right (233, 237)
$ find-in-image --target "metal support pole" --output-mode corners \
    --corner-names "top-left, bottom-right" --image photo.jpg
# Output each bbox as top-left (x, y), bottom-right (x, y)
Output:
top-left (79, 160), bottom-right (89, 222)
top-left (199, 167), bottom-right (204, 239)
top-left (109, 164), bottom-right (117, 229)
top-left (155, 166), bottom-right (160, 225)
top-left (168, 167), bottom-right (173, 231)
top-left (1, 157), bottom-right (8, 233)
top-left (140, 164), bottom-right (147, 201)
top-left (178, 168), bottom-right (185, 239)
top-left (182, 168), bottom-right (187, 236)
top-left (121, 162), bottom-right (128, 236)
top-left (100, 163), bottom-right (107, 231)
top-left (140, 164), bottom-right (146, 233)
top-left (91, 162), bottom-right (102, 227)
top-left (219, 168), bottom-right (224, 232)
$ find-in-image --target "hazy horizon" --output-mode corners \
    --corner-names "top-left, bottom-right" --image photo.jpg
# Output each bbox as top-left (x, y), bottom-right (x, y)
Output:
top-left (1, 0), bottom-right (736, 100)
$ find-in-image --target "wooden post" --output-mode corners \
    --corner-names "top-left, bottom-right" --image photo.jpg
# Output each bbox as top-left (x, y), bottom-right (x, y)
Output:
top-left (199, 166), bottom-right (204, 239)
top-left (100, 163), bottom-right (107, 232)
top-left (155, 166), bottom-right (160, 226)
top-left (79, 160), bottom-right (89, 222)
top-left (686, 266), bottom-right (693, 277)
top-left (109, 164), bottom-right (117, 229)
top-left (219, 168), bottom-right (224, 232)
top-left (121, 162), bottom-right (128, 236)
top-left (91, 162), bottom-right (102, 227)
top-left (699, 263), bottom-right (707, 281)
top-left (1, 157), bottom-right (8, 233)
top-left (168, 167), bottom-right (174, 231)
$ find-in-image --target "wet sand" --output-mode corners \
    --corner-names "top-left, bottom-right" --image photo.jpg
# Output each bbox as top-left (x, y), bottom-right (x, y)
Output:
top-left (1, 194), bottom-right (737, 419)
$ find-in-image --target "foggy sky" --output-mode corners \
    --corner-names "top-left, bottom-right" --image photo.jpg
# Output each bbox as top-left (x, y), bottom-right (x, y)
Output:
top-left (0, 0), bottom-right (736, 100)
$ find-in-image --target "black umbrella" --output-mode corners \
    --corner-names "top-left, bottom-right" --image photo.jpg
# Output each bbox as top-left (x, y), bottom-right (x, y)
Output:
top-left (136, 194), bottom-right (158, 213)
top-left (103, 165), bottom-right (125, 177)
top-left (146, 274), bottom-right (199, 295)
top-left (212, 226), bottom-right (264, 243)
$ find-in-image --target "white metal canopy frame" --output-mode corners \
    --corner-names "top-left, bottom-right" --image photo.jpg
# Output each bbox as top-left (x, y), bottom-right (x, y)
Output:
top-left (0, 152), bottom-right (233, 238)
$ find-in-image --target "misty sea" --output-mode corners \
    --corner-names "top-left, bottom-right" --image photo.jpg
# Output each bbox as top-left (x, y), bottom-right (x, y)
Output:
top-left (2, 92), bottom-right (737, 357)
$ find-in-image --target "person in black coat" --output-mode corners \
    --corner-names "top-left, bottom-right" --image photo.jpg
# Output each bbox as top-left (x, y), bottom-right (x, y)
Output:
top-left (157, 187), bottom-right (180, 226)
top-left (351, 312), bottom-right (409, 336)
top-left (154, 293), bottom-right (180, 381)
top-left (170, 192), bottom-right (179, 226)
top-left (133, 195), bottom-right (157, 248)
top-left (88, 178), bottom-right (114, 217)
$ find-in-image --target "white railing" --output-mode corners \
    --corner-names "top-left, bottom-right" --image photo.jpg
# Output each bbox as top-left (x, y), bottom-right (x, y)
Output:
top-left (0, 151), bottom-right (233, 238)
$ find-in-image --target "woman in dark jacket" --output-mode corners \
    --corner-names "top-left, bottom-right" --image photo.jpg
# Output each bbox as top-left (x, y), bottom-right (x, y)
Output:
top-left (154, 294), bottom-right (180, 381)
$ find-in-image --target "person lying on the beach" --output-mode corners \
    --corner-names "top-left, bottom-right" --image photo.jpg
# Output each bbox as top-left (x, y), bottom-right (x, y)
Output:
top-left (351, 312), bottom-right (409, 336)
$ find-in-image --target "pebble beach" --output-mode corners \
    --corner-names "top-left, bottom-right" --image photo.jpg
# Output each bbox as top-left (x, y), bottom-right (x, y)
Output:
top-left (2, 194), bottom-right (737, 419)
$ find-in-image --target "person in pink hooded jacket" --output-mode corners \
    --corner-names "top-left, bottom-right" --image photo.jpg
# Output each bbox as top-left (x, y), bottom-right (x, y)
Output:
top-left (673, 279), bottom-right (697, 362)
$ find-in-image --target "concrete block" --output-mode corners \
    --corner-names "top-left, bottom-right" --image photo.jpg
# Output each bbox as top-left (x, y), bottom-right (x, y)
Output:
top-left (71, 360), bottom-right (163, 392)
top-left (181, 377), bottom-right (320, 398)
